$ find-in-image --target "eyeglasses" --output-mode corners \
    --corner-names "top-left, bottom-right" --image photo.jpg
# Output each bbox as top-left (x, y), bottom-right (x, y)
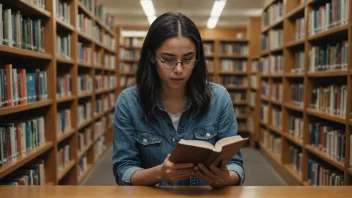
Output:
top-left (154, 55), bottom-right (198, 69)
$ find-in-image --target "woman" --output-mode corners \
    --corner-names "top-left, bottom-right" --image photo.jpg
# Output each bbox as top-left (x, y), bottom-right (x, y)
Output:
top-left (113, 12), bottom-right (244, 188)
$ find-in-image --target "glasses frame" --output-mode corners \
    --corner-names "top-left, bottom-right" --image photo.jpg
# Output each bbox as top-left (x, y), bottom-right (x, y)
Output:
top-left (154, 55), bottom-right (199, 69)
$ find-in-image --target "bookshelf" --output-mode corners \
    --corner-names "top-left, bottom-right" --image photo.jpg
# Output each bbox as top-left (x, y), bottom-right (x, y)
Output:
top-left (257, 0), bottom-right (352, 186)
top-left (0, 0), bottom-right (116, 185)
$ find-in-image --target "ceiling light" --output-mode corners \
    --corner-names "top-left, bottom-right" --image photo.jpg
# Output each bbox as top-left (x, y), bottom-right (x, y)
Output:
top-left (210, 0), bottom-right (226, 17)
top-left (140, 0), bottom-right (156, 24)
top-left (207, 17), bottom-right (219, 29)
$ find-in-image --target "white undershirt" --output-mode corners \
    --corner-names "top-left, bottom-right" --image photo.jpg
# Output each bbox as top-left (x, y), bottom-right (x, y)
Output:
top-left (167, 111), bottom-right (182, 131)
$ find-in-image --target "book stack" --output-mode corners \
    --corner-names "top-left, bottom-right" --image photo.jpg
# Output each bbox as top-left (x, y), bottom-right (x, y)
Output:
top-left (308, 159), bottom-right (344, 186)
top-left (271, 82), bottom-right (283, 102)
top-left (0, 6), bottom-right (45, 52)
top-left (57, 109), bottom-right (71, 137)
top-left (77, 102), bottom-right (91, 125)
top-left (0, 117), bottom-right (46, 166)
top-left (289, 116), bottom-right (304, 140)
top-left (309, 123), bottom-right (345, 163)
top-left (57, 144), bottom-right (70, 173)
top-left (310, 85), bottom-right (347, 118)
top-left (291, 83), bottom-right (304, 106)
top-left (56, 74), bottom-right (72, 98)
top-left (308, 41), bottom-right (348, 72)
top-left (308, 0), bottom-right (349, 36)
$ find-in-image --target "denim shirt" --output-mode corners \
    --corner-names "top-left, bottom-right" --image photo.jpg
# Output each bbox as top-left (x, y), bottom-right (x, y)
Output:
top-left (112, 82), bottom-right (245, 186)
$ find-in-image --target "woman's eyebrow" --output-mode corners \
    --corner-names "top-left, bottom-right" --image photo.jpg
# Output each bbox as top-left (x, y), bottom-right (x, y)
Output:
top-left (161, 52), bottom-right (194, 56)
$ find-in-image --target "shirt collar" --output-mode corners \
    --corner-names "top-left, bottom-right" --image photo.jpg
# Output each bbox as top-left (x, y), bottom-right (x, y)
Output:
top-left (155, 93), bottom-right (193, 112)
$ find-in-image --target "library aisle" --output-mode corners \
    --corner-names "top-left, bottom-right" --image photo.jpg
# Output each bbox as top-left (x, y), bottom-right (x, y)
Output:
top-left (81, 147), bottom-right (287, 186)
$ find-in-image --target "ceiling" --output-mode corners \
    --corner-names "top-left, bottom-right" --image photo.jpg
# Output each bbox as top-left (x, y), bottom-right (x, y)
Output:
top-left (100, 0), bottom-right (265, 28)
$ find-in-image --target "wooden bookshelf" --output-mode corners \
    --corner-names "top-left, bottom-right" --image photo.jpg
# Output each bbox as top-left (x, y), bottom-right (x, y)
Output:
top-left (0, 0), bottom-right (115, 185)
top-left (257, 0), bottom-right (352, 186)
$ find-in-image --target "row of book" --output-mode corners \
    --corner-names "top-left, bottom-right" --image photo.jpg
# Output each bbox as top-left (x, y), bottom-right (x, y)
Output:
top-left (308, 41), bottom-right (348, 72)
top-left (235, 107), bottom-right (247, 116)
top-left (310, 84), bottom-right (347, 118)
top-left (120, 48), bottom-right (140, 60)
top-left (308, 0), bottom-right (349, 36)
top-left (122, 37), bottom-right (144, 48)
top-left (250, 91), bottom-right (256, 107)
top-left (55, 0), bottom-right (71, 25)
top-left (292, 51), bottom-right (304, 73)
top-left (238, 120), bottom-right (247, 130)
top-left (57, 144), bottom-right (70, 173)
top-left (261, 35), bottom-right (268, 51)
top-left (262, 1), bottom-right (284, 28)
top-left (77, 13), bottom-right (94, 38)
top-left (219, 60), bottom-right (247, 72)
top-left (261, 81), bottom-right (269, 97)
top-left (308, 159), bottom-right (344, 186)
top-left (219, 76), bottom-right (248, 87)
top-left (78, 153), bottom-right (88, 177)
top-left (0, 159), bottom-right (45, 185)
top-left (203, 42), bottom-right (214, 56)
top-left (271, 107), bottom-right (282, 130)
top-left (0, 65), bottom-right (48, 108)
top-left (93, 135), bottom-right (106, 161)
top-left (119, 76), bottom-right (135, 88)
top-left (0, 117), bottom-right (46, 166)
top-left (57, 109), bottom-right (71, 136)
top-left (292, 83), bottom-right (304, 106)
top-left (78, 127), bottom-right (92, 153)
top-left (294, 17), bottom-right (305, 41)
top-left (0, 6), bottom-right (45, 52)
top-left (248, 118), bottom-right (255, 133)
top-left (269, 55), bottom-right (284, 73)
top-left (260, 103), bottom-right (269, 124)
top-left (26, 0), bottom-right (46, 10)
top-left (219, 43), bottom-right (248, 55)
top-left (251, 60), bottom-right (258, 73)
top-left (271, 82), bottom-right (283, 102)
top-left (79, 0), bottom-right (115, 31)
top-left (56, 34), bottom-right (71, 59)
top-left (103, 54), bottom-right (116, 69)
top-left (120, 62), bottom-right (137, 73)
top-left (309, 123), bottom-right (345, 163)
top-left (94, 117), bottom-right (106, 140)
top-left (95, 75), bottom-right (116, 91)
top-left (289, 116), bottom-right (304, 141)
top-left (269, 29), bottom-right (283, 49)
top-left (77, 74), bottom-right (93, 94)
top-left (78, 42), bottom-right (93, 64)
top-left (229, 92), bottom-right (246, 102)
top-left (57, 74), bottom-right (72, 98)
top-left (95, 93), bottom-right (114, 115)
top-left (261, 128), bottom-right (281, 156)
top-left (206, 60), bottom-right (214, 72)
top-left (77, 102), bottom-right (91, 125)
top-left (250, 75), bottom-right (258, 89)
top-left (290, 145), bottom-right (303, 173)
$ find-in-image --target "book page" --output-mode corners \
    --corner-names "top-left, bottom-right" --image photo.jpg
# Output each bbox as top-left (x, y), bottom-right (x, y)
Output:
top-left (214, 135), bottom-right (244, 150)
top-left (178, 139), bottom-right (216, 151)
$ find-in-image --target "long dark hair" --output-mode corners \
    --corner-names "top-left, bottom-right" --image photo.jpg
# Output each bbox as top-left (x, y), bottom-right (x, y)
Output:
top-left (136, 12), bottom-right (212, 121)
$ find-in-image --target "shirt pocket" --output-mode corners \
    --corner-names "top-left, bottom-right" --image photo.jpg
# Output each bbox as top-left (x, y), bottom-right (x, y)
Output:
top-left (193, 125), bottom-right (218, 145)
top-left (133, 131), bottom-right (162, 167)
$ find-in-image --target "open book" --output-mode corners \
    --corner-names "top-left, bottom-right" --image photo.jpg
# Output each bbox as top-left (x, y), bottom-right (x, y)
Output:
top-left (169, 135), bottom-right (248, 166)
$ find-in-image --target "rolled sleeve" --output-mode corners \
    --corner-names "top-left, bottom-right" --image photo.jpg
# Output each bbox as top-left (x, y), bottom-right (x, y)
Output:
top-left (119, 166), bottom-right (144, 185)
top-left (227, 154), bottom-right (245, 185)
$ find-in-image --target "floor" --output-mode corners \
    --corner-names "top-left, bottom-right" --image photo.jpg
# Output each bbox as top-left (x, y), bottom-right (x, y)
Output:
top-left (81, 147), bottom-right (287, 186)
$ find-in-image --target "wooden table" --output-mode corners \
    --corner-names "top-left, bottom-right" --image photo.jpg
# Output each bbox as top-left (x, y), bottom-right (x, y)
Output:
top-left (0, 186), bottom-right (351, 197)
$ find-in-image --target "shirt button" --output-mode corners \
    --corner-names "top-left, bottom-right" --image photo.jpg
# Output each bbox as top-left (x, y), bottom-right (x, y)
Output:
top-left (206, 133), bottom-right (211, 137)
top-left (143, 138), bottom-right (148, 143)
top-left (172, 138), bottom-right (176, 142)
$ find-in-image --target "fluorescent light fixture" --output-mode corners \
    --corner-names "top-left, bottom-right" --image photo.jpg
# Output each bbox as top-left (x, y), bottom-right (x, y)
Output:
top-left (210, 0), bottom-right (226, 17)
top-left (207, 17), bottom-right (219, 29)
top-left (147, 16), bottom-right (157, 24)
top-left (121, 30), bottom-right (148, 37)
top-left (244, 8), bottom-right (263, 16)
top-left (207, 0), bottom-right (226, 29)
top-left (140, 0), bottom-right (157, 25)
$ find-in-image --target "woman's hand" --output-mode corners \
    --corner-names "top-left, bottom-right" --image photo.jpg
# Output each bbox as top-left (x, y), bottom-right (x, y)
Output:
top-left (157, 154), bottom-right (194, 183)
top-left (194, 160), bottom-right (240, 189)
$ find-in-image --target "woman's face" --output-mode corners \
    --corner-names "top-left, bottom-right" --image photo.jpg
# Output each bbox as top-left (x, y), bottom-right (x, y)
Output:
top-left (154, 36), bottom-right (196, 90)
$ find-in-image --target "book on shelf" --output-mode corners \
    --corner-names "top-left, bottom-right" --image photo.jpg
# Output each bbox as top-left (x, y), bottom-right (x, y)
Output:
top-left (259, 57), bottom-right (269, 74)
top-left (219, 60), bottom-right (247, 72)
top-left (57, 144), bottom-right (70, 172)
top-left (269, 29), bottom-right (283, 49)
top-left (203, 42), bottom-right (214, 56)
top-left (308, 159), bottom-right (344, 186)
top-left (94, 135), bottom-right (106, 160)
top-left (271, 107), bottom-right (282, 130)
top-left (77, 102), bottom-right (91, 125)
top-left (294, 17), bottom-right (305, 41)
top-left (269, 55), bottom-right (284, 73)
top-left (56, 74), bottom-right (72, 98)
top-left (261, 35), bottom-right (268, 51)
top-left (25, 0), bottom-right (46, 10)
top-left (289, 116), bottom-right (304, 140)
top-left (262, 1), bottom-right (284, 27)
top-left (77, 74), bottom-right (93, 94)
top-left (309, 122), bottom-right (345, 163)
top-left (78, 153), bottom-right (88, 176)
top-left (169, 135), bottom-right (248, 166)
top-left (271, 82), bottom-right (283, 102)
top-left (290, 145), bottom-right (302, 173)
top-left (57, 109), bottom-right (71, 137)
top-left (309, 40), bottom-right (348, 72)
top-left (310, 84), bottom-right (347, 118)
top-left (94, 118), bottom-right (106, 139)
top-left (260, 103), bottom-right (269, 123)
top-left (78, 128), bottom-right (91, 152)
top-left (308, 0), bottom-right (349, 36)
top-left (220, 42), bottom-right (248, 56)
top-left (292, 51), bottom-right (304, 73)
top-left (219, 76), bottom-right (248, 87)
top-left (230, 92), bottom-right (246, 101)
top-left (0, 117), bottom-right (45, 166)
top-left (78, 42), bottom-right (92, 64)
top-left (262, 129), bottom-right (281, 155)
top-left (120, 48), bottom-right (140, 60)
top-left (0, 159), bottom-right (45, 185)
top-left (55, 0), bottom-right (71, 25)
top-left (56, 34), bottom-right (71, 59)
top-left (0, 6), bottom-right (45, 52)
top-left (291, 83), bottom-right (304, 106)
